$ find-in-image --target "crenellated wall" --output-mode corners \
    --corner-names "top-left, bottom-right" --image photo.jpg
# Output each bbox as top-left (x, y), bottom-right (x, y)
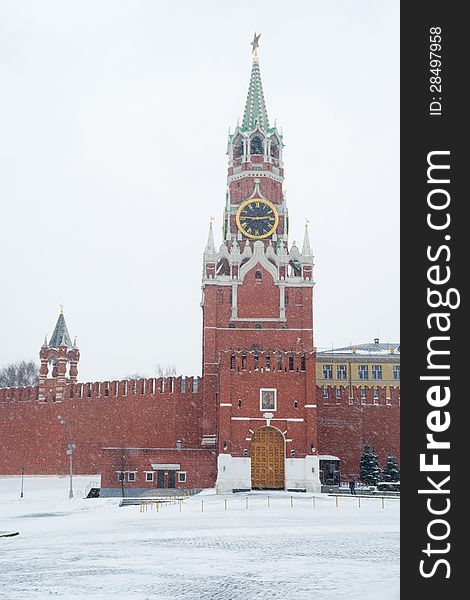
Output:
top-left (316, 385), bottom-right (400, 479)
top-left (0, 376), bottom-right (203, 475)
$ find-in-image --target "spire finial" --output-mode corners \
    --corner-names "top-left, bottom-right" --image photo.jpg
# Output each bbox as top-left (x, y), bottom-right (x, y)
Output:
top-left (251, 32), bottom-right (261, 61)
top-left (205, 218), bottom-right (216, 254)
top-left (302, 219), bottom-right (312, 256)
top-left (59, 304), bottom-right (64, 315)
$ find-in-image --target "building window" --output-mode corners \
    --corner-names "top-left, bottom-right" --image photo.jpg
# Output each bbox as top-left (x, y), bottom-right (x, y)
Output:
top-left (335, 388), bottom-right (341, 400)
top-left (127, 472), bottom-right (136, 483)
top-left (337, 365), bottom-right (347, 380)
top-left (360, 388), bottom-right (367, 403)
top-left (386, 396), bottom-right (391, 406)
top-left (358, 365), bottom-right (369, 380)
top-left (145, 472), bottom-right (154, 482)
top-left (260, 388), bottom-right (277, 411)
top-left (393, 365), bottom-right (400, 380)
top-left (322, 364), bottom-right (333, 379)
top-left (178, 472), bottom-right (187, 483)
top-left (372, 365), bottom-right (382, 380)
top-left (176, 440), bottom-right (182, 450)
top-left (117, 471), bottom-right (124, 482)
top-left (255, 270), bottom-right (262, 281)
top-left (373, 387), bottom-right (379, 403)
top-left (323, 388), bottom-right (329, 399)
top-left (265, 353), bottom-right (271, 371)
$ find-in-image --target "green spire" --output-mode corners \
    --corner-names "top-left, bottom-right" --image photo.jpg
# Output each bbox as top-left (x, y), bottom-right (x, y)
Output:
top-left (48, 307), bottom-right (72, 349)
top-left (241, 33), bottom-right (269, 132)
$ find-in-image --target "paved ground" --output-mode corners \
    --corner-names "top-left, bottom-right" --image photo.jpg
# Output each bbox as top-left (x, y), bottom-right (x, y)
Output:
top-left (0, 477), bottom-right (399, 599)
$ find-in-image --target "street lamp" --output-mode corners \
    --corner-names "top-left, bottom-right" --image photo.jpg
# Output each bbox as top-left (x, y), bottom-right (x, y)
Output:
top-left (20, 465), bottom-right (24, 499)
top-left (57, 415), bottom-right (76, 499)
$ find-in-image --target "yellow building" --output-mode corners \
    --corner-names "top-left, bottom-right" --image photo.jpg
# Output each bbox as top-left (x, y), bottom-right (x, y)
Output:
top-left (316, 339), bottom-right (400, 404)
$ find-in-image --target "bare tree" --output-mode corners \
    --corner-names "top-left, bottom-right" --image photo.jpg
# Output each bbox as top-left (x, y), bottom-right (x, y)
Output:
top-left (0, 361), bottom-right (39, 387)
top-left (155, 364), bottom-right (177, 377)
top-left (123, 373), bottom-right (148, 380)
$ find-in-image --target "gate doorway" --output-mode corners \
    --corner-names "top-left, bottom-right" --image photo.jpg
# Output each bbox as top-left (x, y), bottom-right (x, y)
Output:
top-left (251, 427), bottom-right (285, 490)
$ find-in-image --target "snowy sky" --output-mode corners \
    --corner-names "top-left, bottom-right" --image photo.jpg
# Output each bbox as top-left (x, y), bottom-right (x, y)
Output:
top-left (0, 0), bottom-right (399, 382)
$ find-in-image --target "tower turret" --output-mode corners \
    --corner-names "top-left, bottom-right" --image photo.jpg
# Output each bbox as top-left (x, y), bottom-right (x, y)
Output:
top-left (38, 308), bottom-right (80, 402)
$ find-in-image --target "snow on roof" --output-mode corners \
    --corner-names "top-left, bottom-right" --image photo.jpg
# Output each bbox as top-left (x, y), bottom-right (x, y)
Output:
top-left (318, 340), bottom-right (400, 356)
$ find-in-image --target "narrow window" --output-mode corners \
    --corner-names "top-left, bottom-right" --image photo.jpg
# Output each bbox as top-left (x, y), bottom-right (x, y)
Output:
top-left (145, 472), bottom-right (154, 482)
top-left (289, 354), bottom-right (294, 371)
top-left (360, 388), bottom-right (367, 403)
top-left (373, 387), bottom-right (379, 403)
top-left (241, 354), bottom-right (247, 370)
top-left (301, 354), bottom-right (306, 371)
top-left (277, 354), bottom-right (282, 370)
top-left (104, 383), bottom-right (109, 397)
top-left (337, 365), bottom-right (347, 380)
top-left (393, 365), bottom-right (400, 380)
top-left (254, 351), bottom-right (259, 370)
top-left (128, 472), bottom-right (136, 483)
top-left (181, 377), bottom-right (186, 392)
top-left (178, 472), bottom-right (187, 483)
top-left (294, 400), bottom-right (298, 409)
top-left (255, 270), bottom-right (262, 281)
top-left (230, 354), bottom-right (235, 370)
top-left (323, 388), bottom-right (329, 399)
top-left (192, 378), bottom-right (198, 393)
top-left (322, 364), bottom-right (333, 379)
top-left (335, 388), bottom-right (341, 400)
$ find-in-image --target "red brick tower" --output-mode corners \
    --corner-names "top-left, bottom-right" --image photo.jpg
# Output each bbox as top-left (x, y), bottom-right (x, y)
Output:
top-left (202, 35), bottom-right (320, 492)
top-left (38, 308), bottom-right (80, 402)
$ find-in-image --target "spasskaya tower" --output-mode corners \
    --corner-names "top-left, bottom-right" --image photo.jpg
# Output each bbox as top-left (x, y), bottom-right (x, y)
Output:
top-left (201, 34), bottom-right (320, 492)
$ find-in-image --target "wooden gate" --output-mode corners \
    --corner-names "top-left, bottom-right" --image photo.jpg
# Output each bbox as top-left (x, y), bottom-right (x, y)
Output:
top-left (251, 427), bottom-right (285, 490)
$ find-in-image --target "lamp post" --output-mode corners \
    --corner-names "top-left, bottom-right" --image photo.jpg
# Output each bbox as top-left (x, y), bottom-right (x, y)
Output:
top-left (57, 415), bottom-right (75, 499)
top-left (20, 465), bottom-right (24, 499)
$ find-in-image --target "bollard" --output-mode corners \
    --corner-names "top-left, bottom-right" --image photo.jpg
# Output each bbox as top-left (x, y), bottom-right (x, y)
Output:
top-left (179, 500), bottom-right (182, 512)
top-left (156, 501), bottom-right (159, 513)
top-left (224, 499), bottom-right (227, 511)
top-left (335, 496), bottom-right (339, 508)
top-left (290, 496), bottom-right (293, 508)
top-left (267, 496), bottom-right (270, 508)
top-left (381, 497), bottom-right (385, 509)
top-left (201, 500), bottom-right (204, 512)
top-left (140, 503), bottom-right (143, 513)
top-left (358, 497), bottom-right (361, 508)
top-left (145, 501), bottom-right (148, 512)
top-left (245, 497), bottom-right (248, 510)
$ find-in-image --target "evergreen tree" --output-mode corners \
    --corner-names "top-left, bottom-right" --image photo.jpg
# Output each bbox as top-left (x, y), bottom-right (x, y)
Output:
top-left (382, 456), bottom-right (400, 481)
top-left (359, 444), bottom-right (381, 485)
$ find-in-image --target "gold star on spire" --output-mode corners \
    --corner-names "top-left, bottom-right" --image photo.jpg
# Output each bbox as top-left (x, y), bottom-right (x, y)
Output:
top-left (251, 32), bottom-right (261, 60)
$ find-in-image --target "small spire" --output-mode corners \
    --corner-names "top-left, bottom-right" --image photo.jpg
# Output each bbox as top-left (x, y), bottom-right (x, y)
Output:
top-left (205, 217), bottom-right (216, 253)
top-left (302, 219), bottom-right (312, 256)
top-left (42, 334), bottom-right (48, 348)
top-left (60, 304), bottom-right (64, 315)
top-left (73, 336), bottom-right (78, 348)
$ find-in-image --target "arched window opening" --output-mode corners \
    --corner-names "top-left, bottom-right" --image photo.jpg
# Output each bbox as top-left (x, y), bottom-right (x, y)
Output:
top-left (255, 270), bottom-right (262, 281)
top-left (270, 143), bottom-right (279, 158)
top-left (250, 135), bottom-right (263, 155)
top-left (233, 138), bottom-right (244, 159)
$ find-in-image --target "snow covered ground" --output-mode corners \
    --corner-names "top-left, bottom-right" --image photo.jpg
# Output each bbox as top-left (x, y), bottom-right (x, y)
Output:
top-left (0, 477), bottom-right (399, 599)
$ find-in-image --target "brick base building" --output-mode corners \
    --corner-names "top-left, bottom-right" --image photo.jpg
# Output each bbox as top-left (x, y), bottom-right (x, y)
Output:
top-left (0, 37), bottom-right (399, 495)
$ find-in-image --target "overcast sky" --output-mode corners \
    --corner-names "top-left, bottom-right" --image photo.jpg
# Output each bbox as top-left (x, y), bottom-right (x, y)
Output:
top-left (0, 0), bottom-right (399, 382)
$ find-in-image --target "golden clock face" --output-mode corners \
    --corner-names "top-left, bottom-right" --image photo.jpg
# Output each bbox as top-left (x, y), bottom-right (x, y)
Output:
top-left (236, 198), bottom-right (279, 239)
